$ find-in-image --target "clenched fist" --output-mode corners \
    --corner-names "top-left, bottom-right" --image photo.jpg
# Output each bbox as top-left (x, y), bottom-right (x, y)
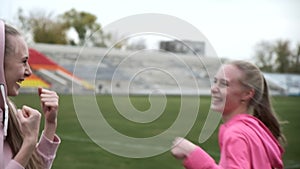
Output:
top-left (38, 87), bottom-right (59, 141)
top-left (16, 105), bottom-right (41, 143)
top-left (38, 87), bottom-right (59, 124)
top-left (171, 137), bottom-right (197, 159)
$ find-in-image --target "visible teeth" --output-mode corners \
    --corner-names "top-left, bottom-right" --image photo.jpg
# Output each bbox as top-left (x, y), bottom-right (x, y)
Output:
top-left (213, 97), bottom-right (222, 101)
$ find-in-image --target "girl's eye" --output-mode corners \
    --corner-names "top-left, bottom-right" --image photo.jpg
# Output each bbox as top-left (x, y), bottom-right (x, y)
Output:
top-left (22, 58), bottom-right (29, 64)
top-left (213, 78), bottom-right (217, 84)
top-left (220, 81), bottom-right (228, 87)
top-left (213, 78), bottom-right (229, 87)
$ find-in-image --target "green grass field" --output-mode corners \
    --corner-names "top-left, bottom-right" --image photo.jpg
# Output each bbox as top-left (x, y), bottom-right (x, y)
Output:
top-left (12, 94), bottom-right (300, 169)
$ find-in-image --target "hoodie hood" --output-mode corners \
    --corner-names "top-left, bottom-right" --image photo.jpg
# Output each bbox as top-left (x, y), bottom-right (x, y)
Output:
top-left (225, 114), bottom-right (284, 168)
top-left (242, 114), bottom-right (284, 168)
top-left (0, 20), bottom-right (6, 102)
top-left (0, 19), bottom-right (8, 137)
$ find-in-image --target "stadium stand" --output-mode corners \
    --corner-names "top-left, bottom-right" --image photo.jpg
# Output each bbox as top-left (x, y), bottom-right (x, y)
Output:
top-left (28, 43), bottom-right (224, 95)
top-left (20, 48), bottom-right (94, 93)
top-left (27, 43), bottom-right (299, 95)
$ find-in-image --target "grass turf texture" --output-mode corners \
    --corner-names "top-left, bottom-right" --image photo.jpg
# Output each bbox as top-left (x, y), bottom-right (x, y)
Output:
top-left (12, 94), bottom-right (300, 169)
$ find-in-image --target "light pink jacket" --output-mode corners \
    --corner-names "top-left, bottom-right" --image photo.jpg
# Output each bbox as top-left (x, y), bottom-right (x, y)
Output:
top-left (0, 111), bottom-right (60, 169)
top-left (0, 19), bottom-right (60, 169)
top-left (183, 114), bottom-right (284, 169)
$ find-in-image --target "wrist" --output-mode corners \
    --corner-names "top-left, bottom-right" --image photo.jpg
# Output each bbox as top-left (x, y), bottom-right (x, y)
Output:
top-left (45, 120), bottom-right (57, 129)
top-left (14, 138), bottom-right (36, 167)
top-left (23, 135), bottom-right (38, 146)
top-left (22, 137), bottom-right (37, 149)
top-left (44, 121), bottom-right (57, 141)
top-left (186, 144), bottom-right (197, 156)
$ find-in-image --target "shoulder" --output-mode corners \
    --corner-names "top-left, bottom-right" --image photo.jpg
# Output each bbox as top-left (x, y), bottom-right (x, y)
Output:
top-left (221, 114), bottom-right (261, 143)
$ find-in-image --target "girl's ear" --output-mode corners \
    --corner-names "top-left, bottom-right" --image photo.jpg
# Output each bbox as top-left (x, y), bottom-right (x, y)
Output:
top-left (242, 88), bottom-right (255, 102)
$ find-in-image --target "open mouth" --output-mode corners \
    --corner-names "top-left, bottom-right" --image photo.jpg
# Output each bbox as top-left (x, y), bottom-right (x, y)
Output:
top-left (16, 79), bottom-right (24, 85)
top-left (212, 96), bottom-right (222, 102)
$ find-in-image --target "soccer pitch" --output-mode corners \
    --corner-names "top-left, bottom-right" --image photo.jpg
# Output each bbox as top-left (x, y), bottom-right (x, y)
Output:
top-left (13, 94), bottom-right (300, 169)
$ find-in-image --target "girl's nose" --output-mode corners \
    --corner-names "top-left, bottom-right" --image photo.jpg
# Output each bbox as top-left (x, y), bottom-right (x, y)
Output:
top-left (211, 82), bottom-right (218, 93)
top-left (25, 65), bottom-right (32, 77)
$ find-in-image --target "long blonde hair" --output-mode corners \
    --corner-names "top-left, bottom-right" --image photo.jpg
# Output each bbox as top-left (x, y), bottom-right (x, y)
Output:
top-left (5, 23), bottom-right (42, 169)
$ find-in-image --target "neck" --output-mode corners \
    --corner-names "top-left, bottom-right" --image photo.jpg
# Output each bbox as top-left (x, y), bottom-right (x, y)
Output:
top-left (222, 105), bottom-right (248, 123)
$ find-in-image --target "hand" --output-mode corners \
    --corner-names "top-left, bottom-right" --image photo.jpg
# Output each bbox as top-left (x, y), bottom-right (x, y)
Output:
top-left (16, 105), bottom-right (41, 143)
top-left (38, 87), bottom-right (59, 124)
top-left (14, 106), bottom-right (41, 167)
top-left (171, 137), bottom-right (197, 159)
top-left (38, 87), bottom-right (59, 140)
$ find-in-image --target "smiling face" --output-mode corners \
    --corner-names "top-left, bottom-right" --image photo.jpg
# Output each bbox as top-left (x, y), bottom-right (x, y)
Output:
top-left (4, 35), bottom-right (32, 96)
top-left (210, 64), bottom-right (249, 117)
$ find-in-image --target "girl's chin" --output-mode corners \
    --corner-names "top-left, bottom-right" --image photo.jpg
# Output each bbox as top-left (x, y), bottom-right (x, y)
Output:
top-left (210, 105), bottom-right (224, 112)
top-left (8, 91), bottom-right (19, 96)
top-left (8, 87), bottom-right (20, 96)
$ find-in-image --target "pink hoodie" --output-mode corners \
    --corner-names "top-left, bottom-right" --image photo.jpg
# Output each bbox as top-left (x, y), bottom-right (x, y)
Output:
top-left (1, 110), bottom-right (61, 169)
top-left (183, 114), bottom-right (284, 169)
top-left (0, 20), bottom-right (60, 169)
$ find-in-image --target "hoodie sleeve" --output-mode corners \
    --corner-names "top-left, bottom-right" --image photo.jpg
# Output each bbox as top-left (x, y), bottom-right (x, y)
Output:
top-left (36, 131), bottom-right (61, 169)
top-left (183, 147), bottom-right (221, 169)
top-left (183, 133), bottom-right (251, 169)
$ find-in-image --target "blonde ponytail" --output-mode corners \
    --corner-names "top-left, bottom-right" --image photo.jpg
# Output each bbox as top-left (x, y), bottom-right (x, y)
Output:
top-left (229, 60), bottom-right (286, 144)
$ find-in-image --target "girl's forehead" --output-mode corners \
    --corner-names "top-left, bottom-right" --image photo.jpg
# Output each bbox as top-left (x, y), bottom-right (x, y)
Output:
top-left (8, 35), bottom-right (28, 56)
top-left (216, 64), bottom-right (243, 81)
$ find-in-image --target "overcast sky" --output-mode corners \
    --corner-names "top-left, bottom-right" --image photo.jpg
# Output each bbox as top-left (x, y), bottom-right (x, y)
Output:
top-left (1, 0), bottom-right (299, 60)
